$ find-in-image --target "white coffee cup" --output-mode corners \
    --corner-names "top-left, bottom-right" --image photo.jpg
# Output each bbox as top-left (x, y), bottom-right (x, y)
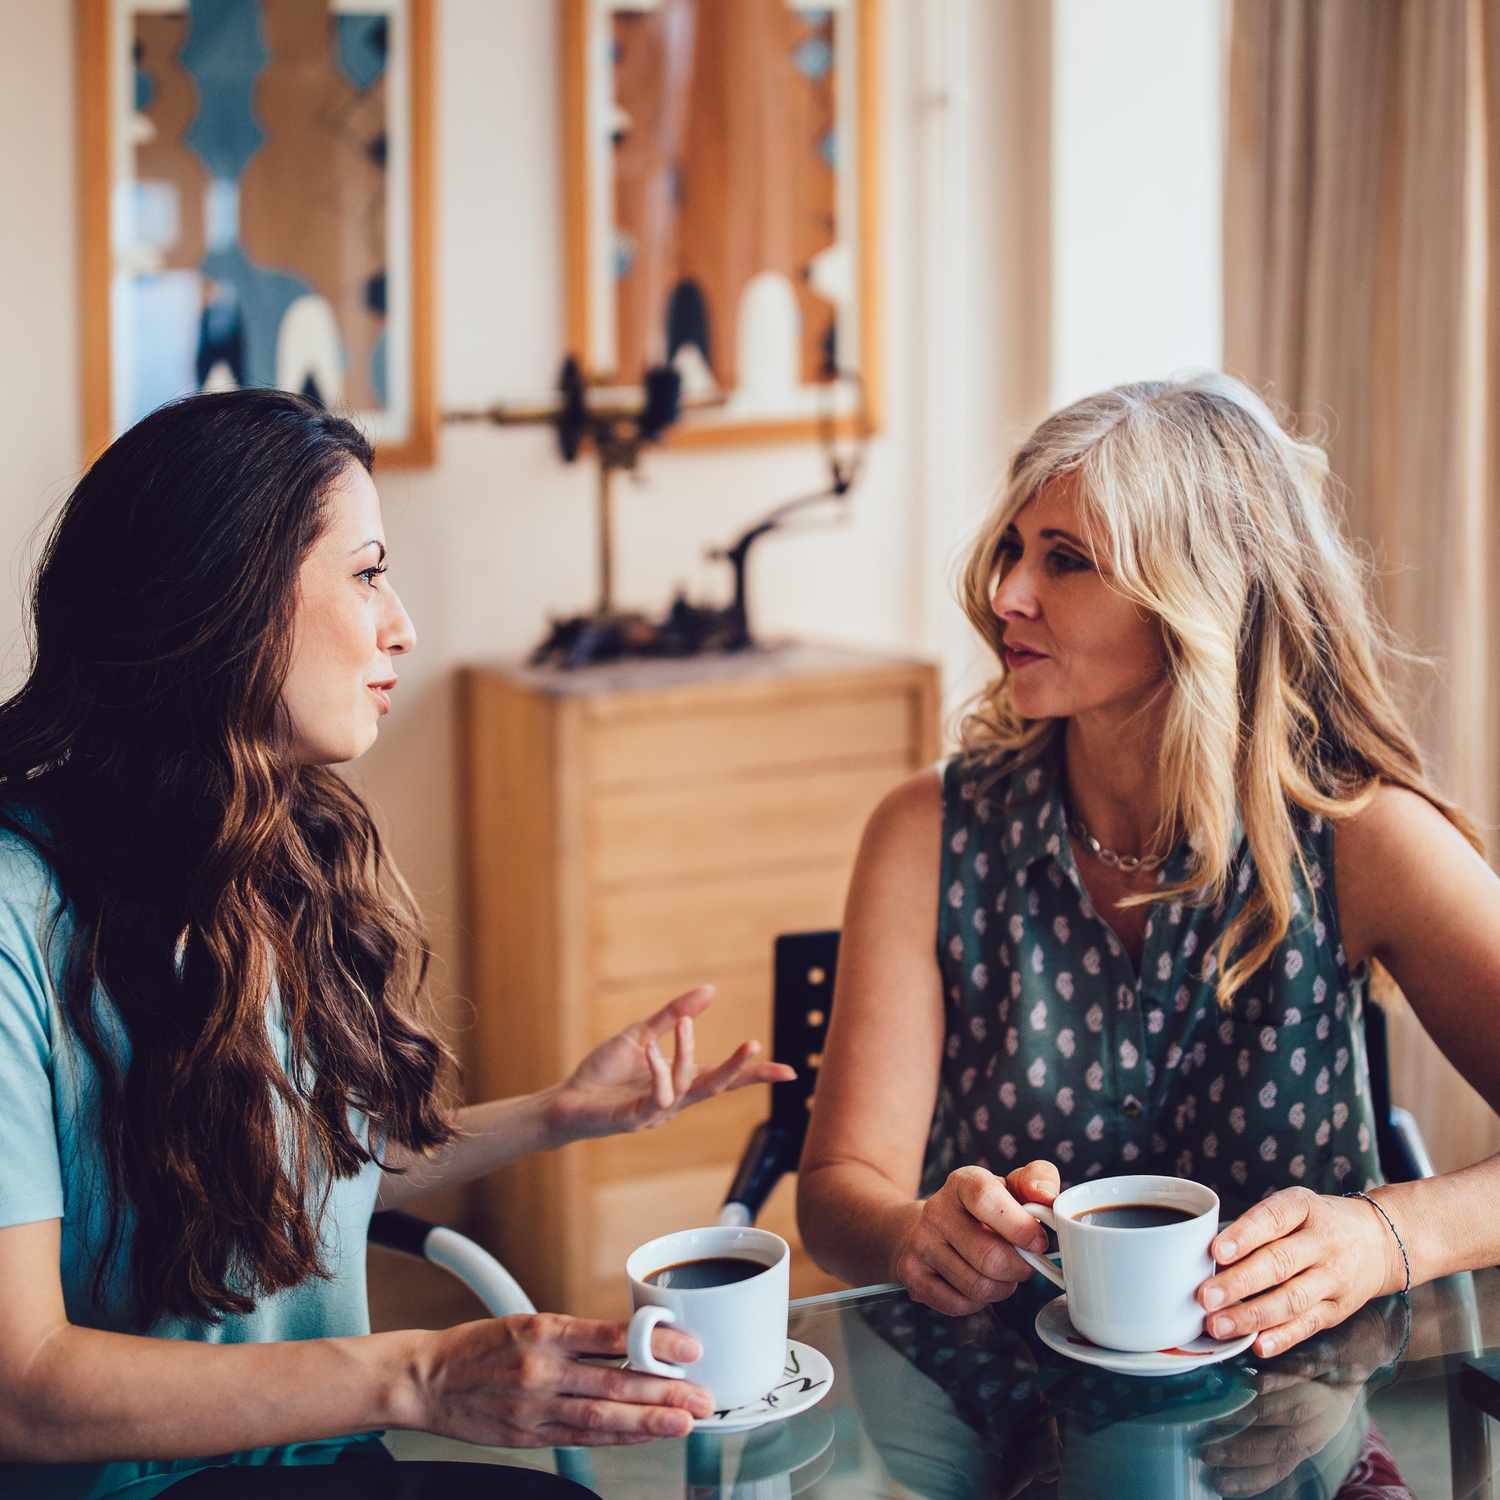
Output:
top-left (1013, 1174), bottom-right (1218, 1352)
top-left (625, 1225), bottom-right (790, 1411)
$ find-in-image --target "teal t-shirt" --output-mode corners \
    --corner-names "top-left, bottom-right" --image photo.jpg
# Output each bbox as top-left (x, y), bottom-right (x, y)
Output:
top-left (0, 822), bottom-right (385, 1497)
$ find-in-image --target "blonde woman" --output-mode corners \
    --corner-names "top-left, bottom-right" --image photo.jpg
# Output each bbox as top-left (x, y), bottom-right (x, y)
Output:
top-left (798, 373), bottom-right (1500, 1361)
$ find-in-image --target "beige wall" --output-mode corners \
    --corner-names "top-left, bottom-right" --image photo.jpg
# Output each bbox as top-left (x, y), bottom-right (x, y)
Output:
top-left (1051, 0), bottom-right (1225, 404)
top-left (0, 3), bottom-right (1234, 1222)
top-left (364, 2), bottom-right (929, 1037)
top-left (0, 1), bottom-right (82, 685)
top-left (0, 4), bottom-right (1058, 1226)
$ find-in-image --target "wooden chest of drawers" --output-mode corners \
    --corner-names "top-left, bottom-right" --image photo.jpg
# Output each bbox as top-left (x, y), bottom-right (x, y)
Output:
top-left (458, 645), bottom-right (940, 1318)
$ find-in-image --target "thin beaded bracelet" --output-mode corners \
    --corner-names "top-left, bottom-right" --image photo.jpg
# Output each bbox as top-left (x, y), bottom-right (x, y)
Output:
top-left (1345, 1189), bottom-right (1412, 1296)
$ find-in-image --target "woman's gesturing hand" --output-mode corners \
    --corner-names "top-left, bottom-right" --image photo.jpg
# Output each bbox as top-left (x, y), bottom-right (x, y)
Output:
top-left (416, 1312), bottom-right (713, 1448)
top-left (553, 985), bottom-right (796, 1143)
top-left (892, 1160), bottom-right (1062, 1316)
top-left (1197, 1187), bottom-right (1408, 1358)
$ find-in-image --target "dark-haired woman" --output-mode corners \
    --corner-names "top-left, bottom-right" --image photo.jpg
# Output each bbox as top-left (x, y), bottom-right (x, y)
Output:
top-left (0, 391), bottom-right (791, 1492)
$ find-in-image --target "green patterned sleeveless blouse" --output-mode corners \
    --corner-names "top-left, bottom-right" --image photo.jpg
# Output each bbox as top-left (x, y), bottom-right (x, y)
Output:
top-left (924, 738), bottom-right (1383, 1217)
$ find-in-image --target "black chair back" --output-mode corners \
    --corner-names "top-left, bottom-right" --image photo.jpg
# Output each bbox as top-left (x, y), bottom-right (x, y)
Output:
top-left (722, 931), bottom-right (839, 1219)
top-left (770, 929), bottom-right (840, 1130)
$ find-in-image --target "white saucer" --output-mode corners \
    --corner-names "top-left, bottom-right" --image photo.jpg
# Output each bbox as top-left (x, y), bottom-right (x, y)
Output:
top-left (692, 1339), bottom-right (835, 1433)
top-left (1035, 1295), bottom-right (1256, 1377)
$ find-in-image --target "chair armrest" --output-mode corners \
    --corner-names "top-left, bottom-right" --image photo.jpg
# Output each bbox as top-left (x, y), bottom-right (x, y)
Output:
top-left (368, 1208), bottom-right (435, 1257)
top-left (369, 1209), bottom-right (537, 1319)
top-left (721, 1119), bottom-right (798, 1225)
top-left (1388, 1108), bottom-right (1437, 1182)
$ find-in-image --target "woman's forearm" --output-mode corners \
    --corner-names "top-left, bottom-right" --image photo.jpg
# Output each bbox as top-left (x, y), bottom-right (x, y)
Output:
top-left (376, 1087), bottom-right (567, 1212)
top-left (3, 1322), bottom-right (429, 1465)
top-left (797, 1161), bottom-right (923, 1288)
top-left (1373, 1152), bottom-right (1500, 1290)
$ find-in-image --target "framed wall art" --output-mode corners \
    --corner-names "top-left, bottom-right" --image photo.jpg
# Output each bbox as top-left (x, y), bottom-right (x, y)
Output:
top-left (78, 0), bottom-right (436, 466)
top-left (561, 0), bottom-right (882, 447)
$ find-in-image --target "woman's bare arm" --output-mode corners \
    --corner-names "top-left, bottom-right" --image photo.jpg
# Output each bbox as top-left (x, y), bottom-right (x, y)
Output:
top-left (795, 771), bottom-right (948, 1285)
top-left (0, 1217), bottom-right (710, 1464)
top-left (375, 1089), bottom-right (563, 1211)
top-left (1184, 789), bottom-right (1500, 1361)
top-left (0, 1217), bottom-right (419, 1463)
top-left (1333, 784), bottom-right (1500, 1286)
top-left (377, 985), bottom-right (791, 1213)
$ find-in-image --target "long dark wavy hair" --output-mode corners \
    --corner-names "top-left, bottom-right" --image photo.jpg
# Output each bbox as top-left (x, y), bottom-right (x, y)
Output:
top-left (1, 389), bottom-right (457, 1329)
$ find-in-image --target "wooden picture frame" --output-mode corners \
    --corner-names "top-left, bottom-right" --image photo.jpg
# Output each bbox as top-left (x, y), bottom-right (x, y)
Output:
top-left (77, 0), bottom-right (437, 468)
top-left (561, 0), bottom-right (883, 448)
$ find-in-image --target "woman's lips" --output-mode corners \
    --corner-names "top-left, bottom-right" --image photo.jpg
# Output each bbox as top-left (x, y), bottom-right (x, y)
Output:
top-left (368, 685), bottom-right (391, 713)
top-left (1003, 646), bottom-right (1048, 670)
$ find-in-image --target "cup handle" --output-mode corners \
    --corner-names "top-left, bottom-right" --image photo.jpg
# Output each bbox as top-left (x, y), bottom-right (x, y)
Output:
top-left (626, 1305), bottom-right (685, 1379)
top-left (1012, 1203), bottom-right (1066, 1290)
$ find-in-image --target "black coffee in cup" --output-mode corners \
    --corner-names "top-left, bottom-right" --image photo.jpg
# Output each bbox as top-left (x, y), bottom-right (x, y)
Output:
top-left (645, 1255), bottom-right (766, 1289)
top-left (1074, 1202), bottom-right (1197, 1229)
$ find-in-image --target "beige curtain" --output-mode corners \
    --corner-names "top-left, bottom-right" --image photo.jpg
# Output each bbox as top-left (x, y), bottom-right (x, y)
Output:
top-left (1226, 0), bottom-right (1499, 1174)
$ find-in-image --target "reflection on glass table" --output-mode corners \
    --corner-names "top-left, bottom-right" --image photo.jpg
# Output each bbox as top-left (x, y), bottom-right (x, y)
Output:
top-left (380, 1267), bottom-right (1500, 1500)
top-left (19, 1269), bottom-right (1497, 1497)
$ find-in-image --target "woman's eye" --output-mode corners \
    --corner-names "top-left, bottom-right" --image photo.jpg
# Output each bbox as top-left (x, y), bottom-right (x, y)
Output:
top-left (993, 538), bottom-right (1021, 570)
top-left (357, 565), bottom-right (388, 588)
top-left (1047, 550), bottom-right (1089, 575)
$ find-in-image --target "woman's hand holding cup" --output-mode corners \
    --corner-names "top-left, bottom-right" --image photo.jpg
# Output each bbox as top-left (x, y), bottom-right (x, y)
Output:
top-left (412, 1312), bottom-right (713, 1448)
top-left (892, 1160), bottom-right (1061, 1316)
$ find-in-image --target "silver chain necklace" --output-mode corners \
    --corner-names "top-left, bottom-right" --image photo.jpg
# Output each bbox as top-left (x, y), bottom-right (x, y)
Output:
top-left (1066, 814), bottom-right (1168, 873)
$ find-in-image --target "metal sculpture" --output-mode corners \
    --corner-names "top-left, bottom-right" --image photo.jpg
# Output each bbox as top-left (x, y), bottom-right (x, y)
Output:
top-left (444, 361), bottom-right (866, 668)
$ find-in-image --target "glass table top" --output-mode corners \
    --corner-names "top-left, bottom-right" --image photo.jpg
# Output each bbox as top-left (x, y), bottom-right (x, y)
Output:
top-left (15, 1271), bottom-right (1500, 1497)
top-left (384, 1268), bottom-right (1500, 1498)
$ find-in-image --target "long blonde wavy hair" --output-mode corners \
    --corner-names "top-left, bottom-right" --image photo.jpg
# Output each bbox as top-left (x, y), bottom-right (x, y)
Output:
top-left (958, 372), bottom-right (1482, 1009)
